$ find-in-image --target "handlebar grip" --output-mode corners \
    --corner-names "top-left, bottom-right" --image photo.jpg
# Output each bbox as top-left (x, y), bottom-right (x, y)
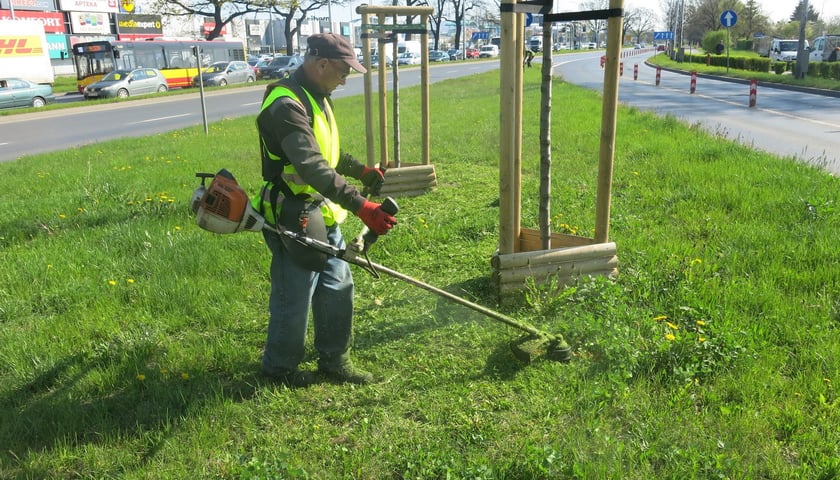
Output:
top-left (362, 196), bottom-right (399, 248)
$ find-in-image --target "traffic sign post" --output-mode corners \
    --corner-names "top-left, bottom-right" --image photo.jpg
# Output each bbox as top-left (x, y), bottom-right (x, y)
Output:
top-left (720, 10), bottom-right (737, 72)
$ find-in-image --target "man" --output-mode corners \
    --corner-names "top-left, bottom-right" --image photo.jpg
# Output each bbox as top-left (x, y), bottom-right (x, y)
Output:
top-left (253, 33), bottom-right (396, 387)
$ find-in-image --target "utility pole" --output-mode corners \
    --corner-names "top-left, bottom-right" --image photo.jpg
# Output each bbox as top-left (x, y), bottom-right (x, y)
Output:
top-left (795, 0), bottom-right (809, 79)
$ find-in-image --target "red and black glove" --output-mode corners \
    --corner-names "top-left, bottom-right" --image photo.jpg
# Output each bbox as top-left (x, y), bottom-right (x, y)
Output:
top-left (355, 200), bottom-right (396, 236)
top-left (360, 166), bottom-right (385, 196)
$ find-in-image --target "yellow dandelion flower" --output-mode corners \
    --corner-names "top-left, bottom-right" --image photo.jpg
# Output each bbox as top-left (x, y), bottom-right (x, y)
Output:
top-left (136, 374), bottom-right (146, 381)
top-left (127, 278), bottom-right (135, 284)
top-left (698, 336), bottom-right (706, 343)
top-left (666, 321), bottom-right (679, 330)
top-left (633, 171), bottom-right (639, 176)
top-left (652, 315), bottom-right (667, 322)
top-left (175, 226), bottom-right (181, 231)
top-left (59, 214), bottom-right (66, 219)
top-left (108, 280), bottom-right (117, 286)
top-left (181, 372), bottom-right (190, 380)
top-left (690, 258), bottom-right (702, 266)
top-left (665, 333), bottom-right (676, 341)
top-left (696, 320), bottom-right (706, 326)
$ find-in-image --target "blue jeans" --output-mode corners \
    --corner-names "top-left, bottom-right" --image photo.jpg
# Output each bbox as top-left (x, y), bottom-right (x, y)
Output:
top-left (261, 225), bottom-right (355, 375)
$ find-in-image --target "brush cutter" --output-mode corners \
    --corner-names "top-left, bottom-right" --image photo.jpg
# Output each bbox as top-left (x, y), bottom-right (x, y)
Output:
top-left (192, 169), bottom-right (571, 363)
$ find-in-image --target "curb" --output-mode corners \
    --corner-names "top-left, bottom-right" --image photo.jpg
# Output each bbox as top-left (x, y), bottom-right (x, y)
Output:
top-left (643, 60), bottom-right (840, 98)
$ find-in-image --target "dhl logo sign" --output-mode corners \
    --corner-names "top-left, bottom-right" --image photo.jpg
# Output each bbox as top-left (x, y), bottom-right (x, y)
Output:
top-left (0, 36), bottom-right (45, 57)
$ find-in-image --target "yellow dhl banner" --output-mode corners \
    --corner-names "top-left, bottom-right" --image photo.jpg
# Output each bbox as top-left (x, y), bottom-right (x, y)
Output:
top-left (0, 36), bottom-right (45, 57)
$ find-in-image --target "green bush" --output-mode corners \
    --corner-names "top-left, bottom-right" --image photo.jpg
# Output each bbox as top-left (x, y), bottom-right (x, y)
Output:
top-left (811, 61), bottom-right (840, 80)
top-left (772, 61), bottom-right (787, 74)
top-left (702, 30), bottom-right (728, 54)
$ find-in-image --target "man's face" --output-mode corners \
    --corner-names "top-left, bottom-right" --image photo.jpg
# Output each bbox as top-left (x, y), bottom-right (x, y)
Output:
top-left (319, 58), bottom-right (351, 92)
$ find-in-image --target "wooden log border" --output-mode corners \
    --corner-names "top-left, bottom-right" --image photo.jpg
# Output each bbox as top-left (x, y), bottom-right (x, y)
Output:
top-left (379, 163), bottom-right (437, 197)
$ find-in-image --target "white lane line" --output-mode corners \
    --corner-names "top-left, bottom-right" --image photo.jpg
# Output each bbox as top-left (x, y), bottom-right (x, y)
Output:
top-left (129, 113), bottom-right (191, 124)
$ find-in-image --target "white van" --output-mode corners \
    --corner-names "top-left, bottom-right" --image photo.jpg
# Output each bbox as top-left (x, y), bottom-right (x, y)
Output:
top-left (769, 38), bottom-right (807, 62)
top-left (479, 44), bottom-right (499, 58)
top-left (809, 35), bottom-right (840, 62)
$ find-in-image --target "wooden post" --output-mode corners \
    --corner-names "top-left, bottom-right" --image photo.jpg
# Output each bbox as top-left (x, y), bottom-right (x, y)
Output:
top-left (594, 0), bottom-right (625, 244)
top-left (360, 10), bottom-right (375, 167)
top-left (499, 0), bottom-right (519, 256)
top-left (420, 13), bottom-right (431, 166)
top-left (377, 13), bottom-right (389, 167)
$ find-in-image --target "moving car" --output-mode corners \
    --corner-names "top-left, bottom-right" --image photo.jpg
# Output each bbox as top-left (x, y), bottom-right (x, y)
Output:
top-left (0, 77), bottom-right (55, 109)
top-left (465, 48), bottom-right (480, 58)
top-left (256, 55), bottom-right (303, 80)
top-left (83, 68), bottom-right (168, 99)
top-left (193, 61), bottom-right (255, 87)
top-left (429, 50), bottom-right (450, 62)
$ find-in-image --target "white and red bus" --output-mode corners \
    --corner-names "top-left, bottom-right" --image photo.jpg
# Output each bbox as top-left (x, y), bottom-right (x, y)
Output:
top-left (71, 38), bottom-right (246, 93)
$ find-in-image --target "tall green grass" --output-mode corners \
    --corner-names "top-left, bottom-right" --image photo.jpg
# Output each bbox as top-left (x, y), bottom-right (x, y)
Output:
top-left (1, 69), bottom-right (838, 479)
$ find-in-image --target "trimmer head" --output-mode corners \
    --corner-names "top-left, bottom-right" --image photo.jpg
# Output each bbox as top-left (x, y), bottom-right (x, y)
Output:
top-left (510, 334), bottom-right (571, 363)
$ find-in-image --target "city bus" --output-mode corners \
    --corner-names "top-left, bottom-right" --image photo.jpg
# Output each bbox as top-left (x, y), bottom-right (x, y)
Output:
top-left (71, 39), bottom-right (246, 93)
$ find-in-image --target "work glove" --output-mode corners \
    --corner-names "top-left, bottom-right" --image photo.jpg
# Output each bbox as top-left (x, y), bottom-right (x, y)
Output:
top-left (360, 166), bottom-right (385, 196)
top-left (355, 200), bottom-right (397, 236)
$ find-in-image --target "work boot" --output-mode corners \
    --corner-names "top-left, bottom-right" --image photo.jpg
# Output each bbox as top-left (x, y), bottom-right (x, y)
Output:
top-left (319, 363), bottom-right (374, 385)
top-left (263, 368), bottom-right (319, 388)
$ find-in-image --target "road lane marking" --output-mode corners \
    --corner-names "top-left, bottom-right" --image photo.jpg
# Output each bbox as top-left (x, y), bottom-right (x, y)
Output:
top-left (129, 113), bottom-right (191, 125)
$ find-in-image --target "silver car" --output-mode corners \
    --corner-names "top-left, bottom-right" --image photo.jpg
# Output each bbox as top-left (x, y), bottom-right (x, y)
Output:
top-left (83, 68), bottom-right (168, 99)
top-left (0, 77), bottom-right (55, 109)
top-left (193, 61), bottom-right (255, 87)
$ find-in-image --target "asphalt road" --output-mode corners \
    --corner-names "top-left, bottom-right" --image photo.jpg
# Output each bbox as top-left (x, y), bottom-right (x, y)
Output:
top-left (0, 60), bottom-right (498, 163)
top-left (551, 49), bottom-right (840, 176)
top-left (2, 53), bottom-right (839, 176)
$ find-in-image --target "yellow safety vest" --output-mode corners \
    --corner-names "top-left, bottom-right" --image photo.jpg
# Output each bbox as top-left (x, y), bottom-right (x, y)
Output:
top-left (253, 85), bottom-right (348, 226)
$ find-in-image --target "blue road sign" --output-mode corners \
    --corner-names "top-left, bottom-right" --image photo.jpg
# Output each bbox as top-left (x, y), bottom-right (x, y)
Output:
top-left (526, 13), bottom-right (533, 27)
top-left (720, 10), bottom-right (738, 28)
top-left (653, 31), bottom-right (674, 40)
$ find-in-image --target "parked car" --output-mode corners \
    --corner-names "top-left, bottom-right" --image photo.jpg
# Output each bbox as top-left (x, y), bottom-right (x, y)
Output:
top-left (447, 48), bottom-right (464, 60)
top-left (370, 54), bottom-right (393, 69)
top-left (479, 45), bottom-right (499, 58)
top-left (0, 77), bottom-right (55, 109)
top-left (429, 50), bottom-right (450, 62)
top-left (83, 68), bottom-right (168, 99)
top-left (397, 52), bottom-right (421, 65)
top-left (193, 61), bottom-right (255, 87)
top-left (256, 55), bottom-right (303, 80)
top-left (465, 48), bottom-right (480, 58)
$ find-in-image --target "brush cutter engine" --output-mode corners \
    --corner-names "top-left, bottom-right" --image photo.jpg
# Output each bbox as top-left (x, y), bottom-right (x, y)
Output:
top-left (193, 169), bottom-right (266, 234)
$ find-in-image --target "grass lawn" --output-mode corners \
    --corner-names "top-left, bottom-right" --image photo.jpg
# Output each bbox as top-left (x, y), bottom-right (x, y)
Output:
top-left (0, 68), bottom-right (838, 479)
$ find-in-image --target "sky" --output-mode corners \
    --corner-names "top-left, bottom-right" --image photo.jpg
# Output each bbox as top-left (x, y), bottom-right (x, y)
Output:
top-left (622, 0), bottom-right (840, 24)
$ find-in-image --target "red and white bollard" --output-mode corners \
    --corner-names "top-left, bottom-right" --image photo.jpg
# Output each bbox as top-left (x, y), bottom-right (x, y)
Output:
top-left (656, 66), bottom-right (661, 86)
top-left (749, 79), bottom-right (757, 107)
top-left (633, 64), bottom-right (638, 80)
top-left (620, 62), bottom-right (624, 76)
top-left (690, 70), bottom-right (697, 94)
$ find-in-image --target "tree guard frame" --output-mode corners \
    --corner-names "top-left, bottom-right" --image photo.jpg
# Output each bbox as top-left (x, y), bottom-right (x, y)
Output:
top-left (493, 0), bottom-right (624, 301)
top-left (357, 4), bottom-right (437, 197)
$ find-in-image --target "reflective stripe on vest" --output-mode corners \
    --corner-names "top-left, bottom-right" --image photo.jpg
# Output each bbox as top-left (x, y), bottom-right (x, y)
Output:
top-left (256, 85), bottom-right (347, 226)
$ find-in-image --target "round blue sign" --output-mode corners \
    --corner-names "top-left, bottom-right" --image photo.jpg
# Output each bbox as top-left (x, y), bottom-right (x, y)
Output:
top-left (720, 10), bottom-right (738, 28)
